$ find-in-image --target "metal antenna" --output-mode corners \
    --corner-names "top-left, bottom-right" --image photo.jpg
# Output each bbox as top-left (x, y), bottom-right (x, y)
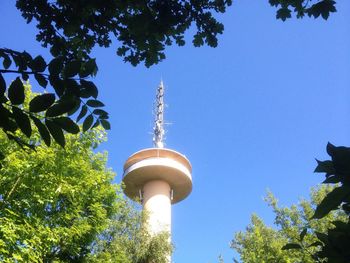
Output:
top-left (153, 80), bottom-right (165, 148)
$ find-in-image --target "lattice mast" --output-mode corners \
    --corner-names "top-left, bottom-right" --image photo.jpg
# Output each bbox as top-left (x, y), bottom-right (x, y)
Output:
top-left (153, 80), bottom-right (165, 148)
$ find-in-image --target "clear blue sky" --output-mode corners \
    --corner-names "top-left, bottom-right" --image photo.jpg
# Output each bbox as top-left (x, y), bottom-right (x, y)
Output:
top-left (1, 1), bottom-right (350, 262)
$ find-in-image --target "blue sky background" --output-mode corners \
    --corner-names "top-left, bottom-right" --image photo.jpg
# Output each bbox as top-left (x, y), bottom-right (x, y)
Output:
top-left (1, 1), bottom-right (350, 262)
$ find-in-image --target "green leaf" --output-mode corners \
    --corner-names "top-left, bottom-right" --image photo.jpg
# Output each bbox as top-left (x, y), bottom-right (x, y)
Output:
top-left (64, 60), bottom-right (81, 78)
top-left (53, 117), bottom-right (80, 134)
top-left (312, 186), bottom-right (350, 219)
top-left (80, 80), bottom-right (98, 98)
top-left (86, 99), bottom-right (104, 107)
top-left (281, 243), bottom-right (302, 250)
top-left (29, 55), bottom-right (46, 72)
top-left (308, 241), bottom-right (323, 248)
top-left (314, 160), bottom-right (335, 174)
top-left (29, 93), bottom-right (56, 113)
top-left (34, 73), bottom-right (48, 88)
top-left (46, 97), bottom-right (78, 117)
top-left (300, 228), bottom-right (307, 241)
top-left (315, 232), bottom-right (328, 244)
top-left (322, 175), bottom-right (341, 184)
top-left (91, 119), bottom-right (100, 129)
top-left (22, 73), bottom-right (29, 81)
top-left (76, 105), bottom-right (88, 122)
top-left (49, 75), bottom-right (64, 97)
top-left (0, 73), bottom-right (5, 95)
top-left (12, 107), bottom-right (32, 138)
top-left (93, 109), bottom-right (108, 118)
top-left (100, 119), bottom-right (111, 130)
top-left (0, 104), bottom-right (12, 128)
top-left (67, 99), bottom-right (81, 116)
top-left (0, 151), bottom-right (4, 160)
top-left (331, 145), bottom-right (350, 176)
top-left (31, 116), bottom-right (51, 146)
top-left (79, 59), bottom-right (98, 78)
top-left (276, 7), bottom-right (291, 21)
top-left (83, 114), bottom-right (93, 132)
top-left (8, 77), bottom-right (25, 105)
top-left (327, 142), bottom-right (336, 157)
top-left (48, 57), bottom-right (64, 75)
top-left (45, 119), bottom-right (65, 147)
top-left (307, 0), bottom-right (337, 20)
top-left (3, 54), bottom-right (11, 69)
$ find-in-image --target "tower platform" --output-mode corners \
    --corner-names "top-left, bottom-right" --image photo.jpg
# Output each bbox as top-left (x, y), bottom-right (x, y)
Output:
top-left (123, 148), bottom-right (192, 204)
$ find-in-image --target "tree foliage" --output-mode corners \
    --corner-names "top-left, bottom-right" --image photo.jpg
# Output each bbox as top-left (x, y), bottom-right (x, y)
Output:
top-left (231, 185), bottom-right (347, 263)
top-left (0, 94), bottom-right (171, 262)
top-left (16, 0), bottom-right (233, 67)
top-left (269, 0), bottom-right (337, 21)
top-left (1, 0), bottom-right (232, 154)
top-left (0, 49), bottom-right (109, 154)
top-left (283, 143), bottom-right (350, 263)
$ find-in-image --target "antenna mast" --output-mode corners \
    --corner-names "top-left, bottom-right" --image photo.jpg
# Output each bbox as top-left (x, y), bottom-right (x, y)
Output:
top-left (153, 81), bottom-right (165, 148)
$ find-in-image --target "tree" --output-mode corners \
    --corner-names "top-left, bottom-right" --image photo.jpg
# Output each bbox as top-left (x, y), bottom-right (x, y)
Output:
top-left (0, 1), bottom-right (338, 153)
top-left (0, 0), bottom-right (232, 153)
top-left (269, 0), bottom-right (337, 21)
top-left (231, 185), bottom-right (347, 263)
top-left (283, 143), bottom-right (350, 263)
top-left (0, 87), bottom-right (171, 262)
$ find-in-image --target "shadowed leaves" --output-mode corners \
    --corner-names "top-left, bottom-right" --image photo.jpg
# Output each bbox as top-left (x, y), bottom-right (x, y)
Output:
top-left (29, 93), bottom-right (55, 113)
top-left (8, 77), bottom-right (24, 105)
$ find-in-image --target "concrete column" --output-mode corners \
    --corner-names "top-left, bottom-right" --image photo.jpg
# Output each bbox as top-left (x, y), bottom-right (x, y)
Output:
top-left (143, 180), bottom-right (171, 235)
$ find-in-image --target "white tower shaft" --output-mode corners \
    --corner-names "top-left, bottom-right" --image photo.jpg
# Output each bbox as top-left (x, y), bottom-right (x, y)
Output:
top-left (143, 180), bottom-right (171, 234)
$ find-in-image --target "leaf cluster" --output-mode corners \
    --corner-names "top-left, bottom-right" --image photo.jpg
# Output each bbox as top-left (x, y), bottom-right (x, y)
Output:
top-left (0, 49), bottom-right (110, 161)
top-left (232, 185), bottom-right (346, 263)
top-left (16, 0), bottom-right (232, 67)
top-left (283, 143), bottom-right (350, 263)
top-left (0, 127), bottom-right (171, 262)
top-left (269, 0), bottom-right (337, 21)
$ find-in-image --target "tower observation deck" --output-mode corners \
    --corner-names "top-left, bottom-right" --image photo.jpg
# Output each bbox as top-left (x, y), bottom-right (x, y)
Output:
top-left (122, 81), bottom-right (192, 248)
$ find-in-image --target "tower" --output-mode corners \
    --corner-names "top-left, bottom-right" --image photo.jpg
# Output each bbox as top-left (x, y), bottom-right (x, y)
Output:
top-left (122, 81), bottom-right (192, 254)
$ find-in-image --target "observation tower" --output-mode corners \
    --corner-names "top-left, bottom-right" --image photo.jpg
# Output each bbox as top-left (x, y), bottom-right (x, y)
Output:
top-left (122, 81), bottom-right (192, 242)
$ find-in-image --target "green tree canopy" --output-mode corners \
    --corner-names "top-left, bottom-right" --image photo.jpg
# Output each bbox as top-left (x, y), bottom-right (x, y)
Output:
top-left (0, 88), bottom-right (171, 262)
top-left (231, 185), bottom-right (347, 263)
